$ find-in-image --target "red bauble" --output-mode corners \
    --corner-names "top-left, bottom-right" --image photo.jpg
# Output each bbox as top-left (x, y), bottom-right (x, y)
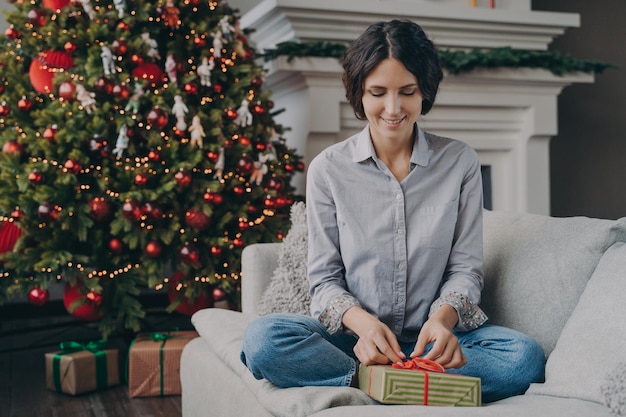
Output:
top-left (142, 202), bottom-right (163, 220)
top-left (28, 287), bottom-right (49, 306)
top-left (85, 290), bottom-right (103, 307)
top-left (111, 39), bottom-right (128, 55)
top-left (37, 202), bottom-right (59, 221)
top-left (146, 107), bottom-right (169, 129)
top-left (112, 83), bottom-right (130, 100)
top-left (179, 243), bottom-right (200, 265)
top-left (185, 208), bottom-right (211, 231)
top-left (87, 196), bottom-right (112, 222)
top-left (89, 135), bottom-right (110, 158)
top-left (29, 50), bottom-right (74, 94)
top-left (232, 237), bottom-right (245, 248)
top-left (203, 191), bottom-right (223, 205)
top-left (236, 155), bottom-right (254, 174)
top-left (233, 185), bottom-right (245, 196)
top-left (213, 84), bottom-right (223, 94)
top-left (0, 102), bottom-right (10, 117)
top-left (2, 140), bottom-right (23, 155)
top-left (43, 125), bottom-right (57, 141)
top-left (193, 36), bottom-right (206, 48)
top-left (131, 62), bottom-right (165, 87)
top-left (250, 75), bottom-right (263, 88)
top-left (225, 108), bottom-right (237, 120)
top-left (238, 136), bottom-right (251, 147)
top-left (134, 173), bottom-right (149, 186)
top-left (58, 81), bottom-right (76, 100)
top-left (63, 282), bottom-right (102, 321)
top-left (17, 96), bottom-right (33, 112)
top-left (174, 170), bottom-right (192, 187)
top-left (122, 199), bottom-right (142, 221)
top-left (27, 8), bottom-right (46, 27)
top-left (167, 272), bottom-right (212, 316)
top-left (63, 41), bottom-right (77, 54)
top-left (183, 82), bottom-right (198, 95)
top-left (252, 103), bottom-right (266, 116)
top-left (109, 238), bottom-right (123, 254)
top-left (63, 159), bottom-right (81, 174)
top-left (212, 287), bottom-right (227, 302)
top-left (147, 149), bottom-right (160, 162)
top-left (28, 170), bottom-right (43, 184)
top-left (94, 76), bottom-right (115, 95)
top-left (145, 241), bottom-right (162, 258)
top-left (209, 245), bottom-right (222, 256)
top-left (0, 220), bottom-right (22, 255)
top-left (206, 151), bottom-right (219, 163)
top-left (42, 0), bottom-right (70, 10)
top-left (266, 177), bottom-right (284, 191)
top-left (4, 26), bottom-right (21, 40)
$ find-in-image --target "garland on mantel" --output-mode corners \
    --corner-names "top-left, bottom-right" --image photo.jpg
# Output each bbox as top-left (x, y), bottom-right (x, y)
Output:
top-left (262, 41), bottom-right (612, 76)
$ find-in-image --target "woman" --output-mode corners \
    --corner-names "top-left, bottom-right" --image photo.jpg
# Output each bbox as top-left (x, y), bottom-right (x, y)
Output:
top-left (241, 20), bottom-right (544, 403)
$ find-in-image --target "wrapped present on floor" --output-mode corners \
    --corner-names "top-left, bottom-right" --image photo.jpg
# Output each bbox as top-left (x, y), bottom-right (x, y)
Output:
top-left (359, 358), bottom-right (481, 406)
top-left (127, 330), bottom-right (198, 397)
top-left (45, 340), bottom-right (120, 395)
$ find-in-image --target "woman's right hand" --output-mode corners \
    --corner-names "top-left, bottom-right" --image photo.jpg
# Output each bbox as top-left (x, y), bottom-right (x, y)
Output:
top-left (342, 306), bottom-right (405, 365)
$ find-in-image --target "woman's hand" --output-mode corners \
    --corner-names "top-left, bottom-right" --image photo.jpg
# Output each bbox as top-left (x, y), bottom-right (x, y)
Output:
top-left (342, 306), bottom-right (405, 365)
top-left (411, 304), bottom-right (466, 369)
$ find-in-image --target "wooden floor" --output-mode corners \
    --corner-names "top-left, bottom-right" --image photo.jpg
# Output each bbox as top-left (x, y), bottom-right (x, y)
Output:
top-left (0, 300), bottom-right (195, 417)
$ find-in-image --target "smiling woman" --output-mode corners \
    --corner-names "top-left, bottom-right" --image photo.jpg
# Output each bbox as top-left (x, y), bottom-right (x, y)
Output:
top-left (239, 19), bottom-right (545, 404)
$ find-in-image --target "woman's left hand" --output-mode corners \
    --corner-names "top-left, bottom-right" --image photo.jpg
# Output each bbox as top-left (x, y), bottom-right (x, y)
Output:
top-left (410, 304), bottom-right (466, 369)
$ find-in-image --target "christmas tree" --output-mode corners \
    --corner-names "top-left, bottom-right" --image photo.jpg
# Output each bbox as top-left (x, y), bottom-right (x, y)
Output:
top-left (0, 0), bottom-right (303, 337)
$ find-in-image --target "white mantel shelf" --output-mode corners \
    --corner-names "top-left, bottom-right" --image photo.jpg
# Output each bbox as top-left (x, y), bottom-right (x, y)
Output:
top-left (242, 0), bottom-right (593, 215)
top-left (241, 0), bottom-right (580, 51)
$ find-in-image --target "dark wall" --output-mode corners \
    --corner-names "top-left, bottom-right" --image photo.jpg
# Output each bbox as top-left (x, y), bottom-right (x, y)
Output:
top-left (533, 0), bottom-right (626, 219)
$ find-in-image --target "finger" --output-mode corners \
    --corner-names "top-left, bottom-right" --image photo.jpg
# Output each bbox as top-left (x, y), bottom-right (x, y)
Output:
top-left (376, 334), bottom-right (405, 364)
top-left (410, 337), bottom-right (428, 358)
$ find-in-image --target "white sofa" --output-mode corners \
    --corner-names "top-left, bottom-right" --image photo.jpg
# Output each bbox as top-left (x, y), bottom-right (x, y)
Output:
top-left (181, 210), bottom-right (626, 417)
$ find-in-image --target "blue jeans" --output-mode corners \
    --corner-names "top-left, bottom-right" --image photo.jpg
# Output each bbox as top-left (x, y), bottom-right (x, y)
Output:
top-left (240, 313), bottom-right (545, 403)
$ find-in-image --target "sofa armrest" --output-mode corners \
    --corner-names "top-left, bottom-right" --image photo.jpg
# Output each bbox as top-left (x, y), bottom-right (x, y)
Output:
top-left (241, 243), bottom-right (281, 315)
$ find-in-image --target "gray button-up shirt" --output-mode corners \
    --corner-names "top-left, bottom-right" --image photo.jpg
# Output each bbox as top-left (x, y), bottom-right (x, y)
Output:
top-left (306, 125), bottom-right (486, 343)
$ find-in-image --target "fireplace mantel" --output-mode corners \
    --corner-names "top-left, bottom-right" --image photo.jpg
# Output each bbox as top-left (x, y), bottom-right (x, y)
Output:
top-left (241, 0), bottom-right (594, 214)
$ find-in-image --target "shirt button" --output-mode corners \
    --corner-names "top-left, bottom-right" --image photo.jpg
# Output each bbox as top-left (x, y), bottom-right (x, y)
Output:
top-left (397, 296), bottom-right (405, 303)
top-left (396, 194), bottom-right (402, 200)
top-left (397, 229), bottom-right (404, 234)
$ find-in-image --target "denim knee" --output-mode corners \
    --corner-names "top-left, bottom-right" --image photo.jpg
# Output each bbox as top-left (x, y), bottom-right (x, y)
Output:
top-left (240, 314), bottom-right (280, 376)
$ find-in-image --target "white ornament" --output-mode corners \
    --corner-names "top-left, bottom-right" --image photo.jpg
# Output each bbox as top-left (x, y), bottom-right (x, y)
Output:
top-left (212, 31), bottom-right (223, 58)
top-left (165, 54), bottom-right (177, 86)
top-left (141, 32), bottom-right (161, 60)
top-left (113, 0), bottom-right (125, 19)
top-left (250, 153), bottom-right (272, 185)
top-left (188, 115), bottom-right (206, 148)
top-left (197, 56), bottom-right (215, 87)
top-left (234, 98), bottom-right (252, 127)
top-left (100, 46), bottom-right (116, 76)
top-left (218, 16), bottom-right (234, 40)
top-left (77, 0), bottom-right (96, 20)
top-left (171, 95), bottom-right (189, 131)
top-left (213, 147), bottom-right (225, 180)
top-left (113, 125), bottom-right (129, 158)
top-left (75, 84), bottom-right (97, 114)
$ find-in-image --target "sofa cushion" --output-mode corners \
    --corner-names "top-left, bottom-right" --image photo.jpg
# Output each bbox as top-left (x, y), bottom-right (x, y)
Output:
top-left (481, 211), bottom-right (626, 357)
top-left (257, 201), bottom-right (310, 316)
top-left (526, 241), bottom-right (626, 407)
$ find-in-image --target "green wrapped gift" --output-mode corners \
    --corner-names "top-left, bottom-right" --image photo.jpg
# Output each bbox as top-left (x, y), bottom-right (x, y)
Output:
top-left (359, 364), bottom-right (481, 406)
top-left (45, 340), bottom-right (119, 395)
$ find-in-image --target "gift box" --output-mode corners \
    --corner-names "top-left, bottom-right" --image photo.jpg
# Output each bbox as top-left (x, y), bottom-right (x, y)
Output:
top-left (127, 330), bottom-right (198, 397)
top-left (45, 341), bottom-right (120, 395)
top-left (359, 363), bottom-right (481, 406)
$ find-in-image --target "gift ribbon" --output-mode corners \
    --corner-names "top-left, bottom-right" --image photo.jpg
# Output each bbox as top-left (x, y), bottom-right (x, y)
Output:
top-left (386, 358), bottom-right (445, 405)
top-left (53, 340), bottom-right (108, 393)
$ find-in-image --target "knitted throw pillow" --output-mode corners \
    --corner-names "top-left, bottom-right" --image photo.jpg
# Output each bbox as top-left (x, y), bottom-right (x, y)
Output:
top-left (257, 202), bottom-right (310, 315)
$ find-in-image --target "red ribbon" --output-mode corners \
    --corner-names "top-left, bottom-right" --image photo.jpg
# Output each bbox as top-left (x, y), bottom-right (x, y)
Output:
top-left (390, 358), bottom-right (445, 405)
top-left (392, 357), bottom-right (445, 373)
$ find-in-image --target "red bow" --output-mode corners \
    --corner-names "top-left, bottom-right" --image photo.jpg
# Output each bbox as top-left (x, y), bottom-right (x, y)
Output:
top-left (392, 357), bottom-right (445, 373)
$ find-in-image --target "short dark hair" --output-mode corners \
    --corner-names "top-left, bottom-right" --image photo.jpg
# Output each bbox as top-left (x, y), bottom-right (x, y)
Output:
top-left (342, 20), bottom-right (443, 120)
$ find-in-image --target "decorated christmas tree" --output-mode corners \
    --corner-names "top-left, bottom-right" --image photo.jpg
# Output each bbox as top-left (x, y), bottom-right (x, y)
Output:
top-left (0, 0), bottom-right (303, 337)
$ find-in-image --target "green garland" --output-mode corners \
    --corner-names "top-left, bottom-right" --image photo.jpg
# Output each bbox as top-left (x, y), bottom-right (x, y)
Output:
top-left (262, 41), bottom-right (612, 76)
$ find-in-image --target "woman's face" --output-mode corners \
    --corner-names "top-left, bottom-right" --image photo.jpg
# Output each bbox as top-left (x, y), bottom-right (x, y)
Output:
top-left (361, 58), bottom-right (423, 143)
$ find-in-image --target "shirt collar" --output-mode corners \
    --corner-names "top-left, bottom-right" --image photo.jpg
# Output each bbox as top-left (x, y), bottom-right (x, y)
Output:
top-left (353, 124), bottom-right (430, 167)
